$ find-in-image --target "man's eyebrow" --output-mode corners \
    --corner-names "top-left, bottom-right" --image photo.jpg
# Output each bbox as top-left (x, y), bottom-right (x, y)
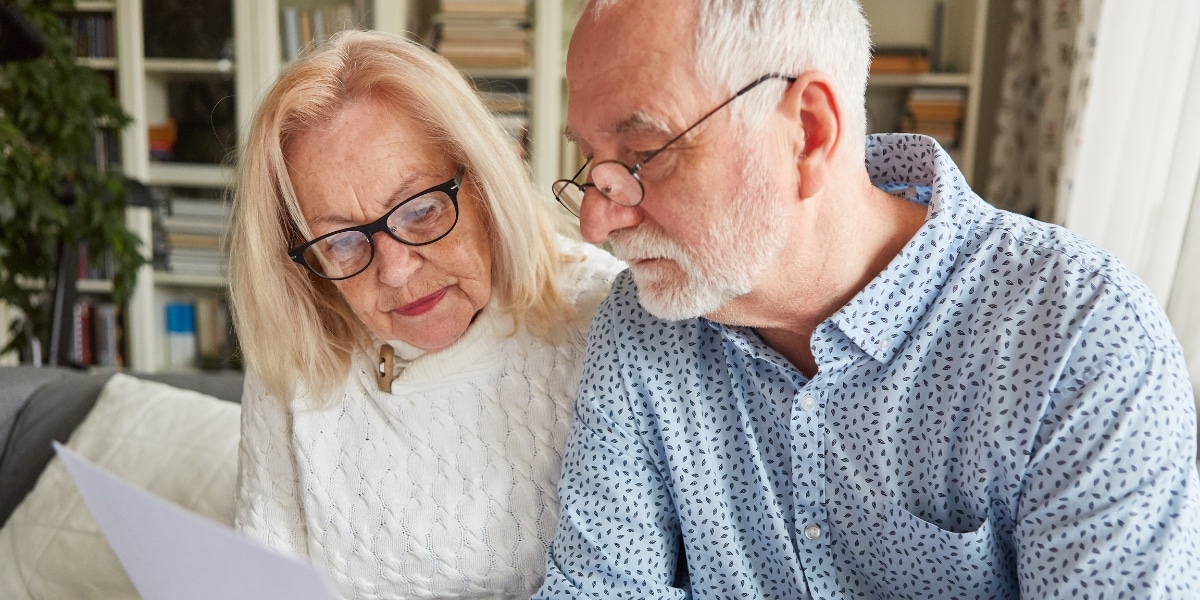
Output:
top-left (563, 110), bottom-right (674, 146)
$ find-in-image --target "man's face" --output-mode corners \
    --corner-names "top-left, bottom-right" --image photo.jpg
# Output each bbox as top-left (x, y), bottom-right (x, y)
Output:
top-left (565, 1), bottom-right (792, 320)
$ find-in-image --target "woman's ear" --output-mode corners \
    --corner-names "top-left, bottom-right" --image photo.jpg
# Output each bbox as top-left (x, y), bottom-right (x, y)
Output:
top-left (779, 71), bottom-right (842, 199)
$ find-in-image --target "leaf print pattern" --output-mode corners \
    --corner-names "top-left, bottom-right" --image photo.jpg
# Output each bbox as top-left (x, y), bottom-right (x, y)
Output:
top-left (536, 134), bottom-right (1200, 600)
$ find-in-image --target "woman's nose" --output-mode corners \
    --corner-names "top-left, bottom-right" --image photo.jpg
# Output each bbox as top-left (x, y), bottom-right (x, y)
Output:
top-left (372, 232), bottom-right (423, 287)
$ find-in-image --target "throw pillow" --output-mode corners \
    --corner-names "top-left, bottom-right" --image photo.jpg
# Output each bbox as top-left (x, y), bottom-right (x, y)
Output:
top-left (0, 373), bottom-right (241, 599)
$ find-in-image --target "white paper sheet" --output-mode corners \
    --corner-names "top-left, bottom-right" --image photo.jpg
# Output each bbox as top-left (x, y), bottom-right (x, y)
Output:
top-left (54, 442), bottom-right (337, 600)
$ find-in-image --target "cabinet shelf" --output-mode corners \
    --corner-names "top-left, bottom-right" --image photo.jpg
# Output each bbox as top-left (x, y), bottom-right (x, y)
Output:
top-left (75, 0), bottom-right (116, 11)
top-left (144, 58), bottom-right (235, 75)
top-left (146, 163), bottom-right (234, 188)
top-left (153, 273), bottom-right (227, 289)
top-left (868, 72), bottom-right (976, 88)
top-left (78, 279), bottom-right (115, 294)
top-left (461, 66), bottom-right (535, 79)
top-left (78, 57), bottom-right (119, 71)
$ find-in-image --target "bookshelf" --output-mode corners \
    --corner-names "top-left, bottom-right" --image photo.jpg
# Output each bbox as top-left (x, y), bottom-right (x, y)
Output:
top-left (413, 0), bottom-right (565, 189)
top-left (862, 0), bottom-right (989, 183)
top-left (72, 0), bottom-right (571, 372)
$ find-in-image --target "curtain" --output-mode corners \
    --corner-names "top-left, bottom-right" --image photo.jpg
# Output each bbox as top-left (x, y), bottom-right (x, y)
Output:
top-left (1055, 1), bottom-right (1200, 401)
top-left (985, 0), bottom-right (1101, 220)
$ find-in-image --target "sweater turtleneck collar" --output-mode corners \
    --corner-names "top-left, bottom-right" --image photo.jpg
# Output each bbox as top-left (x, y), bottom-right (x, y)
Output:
top-left (372, 298), bottom-right (515, 390)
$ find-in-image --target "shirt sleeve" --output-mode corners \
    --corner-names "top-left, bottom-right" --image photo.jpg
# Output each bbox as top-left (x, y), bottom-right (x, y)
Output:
top-left (1015, 342), bottom-right (1200, 597)
top-left (534, 295), bottom-right (690, 599)
top-left (232, 369), bottom-right (311, 559)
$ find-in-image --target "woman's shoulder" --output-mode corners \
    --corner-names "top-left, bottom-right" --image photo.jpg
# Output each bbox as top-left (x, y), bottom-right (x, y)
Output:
top-left (554, 234), bottom-right (627, 313)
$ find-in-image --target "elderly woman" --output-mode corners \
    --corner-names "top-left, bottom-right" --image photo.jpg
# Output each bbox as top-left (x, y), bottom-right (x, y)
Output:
top-left (227, 30), bottom-right (622, 599)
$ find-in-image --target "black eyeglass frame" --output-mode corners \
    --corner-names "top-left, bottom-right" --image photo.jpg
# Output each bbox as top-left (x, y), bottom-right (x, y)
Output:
top-left (288, 166), bottom-right (465, 281)
top-left (551, 73), bottom-right (798, 216)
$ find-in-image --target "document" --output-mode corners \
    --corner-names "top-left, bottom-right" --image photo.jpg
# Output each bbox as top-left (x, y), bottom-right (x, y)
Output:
top-left (54, 442), bottom-right (337, 600)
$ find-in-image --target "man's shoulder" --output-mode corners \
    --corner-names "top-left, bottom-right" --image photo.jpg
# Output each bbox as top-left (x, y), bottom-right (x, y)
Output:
top-left (968, 207), bottom-right (1177, 349)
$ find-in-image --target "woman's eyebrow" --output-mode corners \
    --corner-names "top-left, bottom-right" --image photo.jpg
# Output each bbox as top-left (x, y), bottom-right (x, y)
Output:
top-left (305, 171), bottom-right (428, 232)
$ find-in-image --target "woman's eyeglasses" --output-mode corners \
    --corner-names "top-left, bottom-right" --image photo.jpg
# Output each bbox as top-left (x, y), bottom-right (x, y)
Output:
top-left (288, 167), bottom-right (464, 280)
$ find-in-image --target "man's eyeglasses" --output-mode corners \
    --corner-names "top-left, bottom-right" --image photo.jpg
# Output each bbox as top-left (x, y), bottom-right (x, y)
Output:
top-left (288, 167), bottom-right (464, 280)
top-left (551, 73), bottom-right (797, 217)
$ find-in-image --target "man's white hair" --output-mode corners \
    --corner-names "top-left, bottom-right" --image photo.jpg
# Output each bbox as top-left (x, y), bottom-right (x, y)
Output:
top-left (581, 0), bottom-right (871, 141)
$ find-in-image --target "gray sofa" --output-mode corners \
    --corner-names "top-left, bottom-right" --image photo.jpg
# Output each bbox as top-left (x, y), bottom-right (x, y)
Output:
top-left (0, 365), bottom-right (244, 529)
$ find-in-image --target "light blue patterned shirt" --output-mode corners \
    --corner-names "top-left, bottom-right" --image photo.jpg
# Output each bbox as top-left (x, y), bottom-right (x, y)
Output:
top-left (536, 134), bottom-right (1200, 599)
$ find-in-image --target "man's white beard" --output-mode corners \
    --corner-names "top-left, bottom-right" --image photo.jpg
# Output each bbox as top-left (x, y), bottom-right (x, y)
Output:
top-left (610, 142), bottom-right (789, 321)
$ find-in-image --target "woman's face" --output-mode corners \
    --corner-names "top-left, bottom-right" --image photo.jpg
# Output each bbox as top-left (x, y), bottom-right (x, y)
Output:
top-left (286, 97), bottom-right (493, 352)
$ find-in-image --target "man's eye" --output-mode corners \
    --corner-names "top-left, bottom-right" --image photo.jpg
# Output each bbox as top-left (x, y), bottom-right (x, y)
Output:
top-left (633, 150), bottom-right (657, 163)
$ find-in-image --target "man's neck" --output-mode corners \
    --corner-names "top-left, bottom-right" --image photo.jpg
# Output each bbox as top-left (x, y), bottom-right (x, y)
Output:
top-left (711, 177), bottom-right (928, 377)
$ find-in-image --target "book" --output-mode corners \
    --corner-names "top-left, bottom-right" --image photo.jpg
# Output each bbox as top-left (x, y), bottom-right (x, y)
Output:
top-left (930, 1), bottom-right (946, 72)
top-left (94, 302), bottom-right (121, 368)
top-left (871, 46), bottom-right (930, 75)
top-left (441, 0), bottom-right (529, 18)
top-left (171, 197), bottom-right (230, 219)
top-left (281, 7), bottom-right (301, 61)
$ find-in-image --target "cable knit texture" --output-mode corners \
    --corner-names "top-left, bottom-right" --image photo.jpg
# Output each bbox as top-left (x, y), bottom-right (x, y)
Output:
top-left (234, 237), bottom-right (624, 599)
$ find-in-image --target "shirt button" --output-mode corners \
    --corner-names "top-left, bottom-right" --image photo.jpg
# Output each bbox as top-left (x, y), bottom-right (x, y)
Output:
top-left (803, 524), bottom-right (822, 540)
top-left (877, 338), bottom-right (890, 351)
top-left (800, 394), bottom-right (817, 411)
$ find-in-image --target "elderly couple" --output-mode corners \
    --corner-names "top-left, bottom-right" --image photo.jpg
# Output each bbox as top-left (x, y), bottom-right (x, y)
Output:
top-left (228, 1), bottom-right (1200, 598)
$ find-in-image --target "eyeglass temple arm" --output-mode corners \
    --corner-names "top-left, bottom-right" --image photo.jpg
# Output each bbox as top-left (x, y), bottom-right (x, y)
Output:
top-left (641, 73), bottom-right (798, 166)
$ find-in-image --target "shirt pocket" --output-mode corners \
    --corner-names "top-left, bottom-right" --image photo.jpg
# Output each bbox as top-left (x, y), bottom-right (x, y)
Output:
top-left (857, 502), bottom-right (1015, 600)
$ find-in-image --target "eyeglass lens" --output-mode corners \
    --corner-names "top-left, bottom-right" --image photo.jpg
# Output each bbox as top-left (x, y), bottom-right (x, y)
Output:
top-left (301, 189), bottom-right (458, 279)
top-left (552, 161), bottom-right (645, 217)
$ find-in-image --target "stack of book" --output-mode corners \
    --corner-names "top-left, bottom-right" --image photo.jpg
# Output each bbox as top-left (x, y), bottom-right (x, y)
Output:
top-left (473, 76), bottom-right (530, 159)
top-left (870, 46), bottom-right (930, 75)
top-left (62, 11), bottom-right (115, 58)
top-left (71, 298), bottom-right (122, 368)
top-left (161, 196), bottom-right (230, 278)
top-left (433, 0), bottom-right (531, 69)
top-left (280, 1), bottom-right (365, 62)
top-left (163, 296), bottom-right (240, 371)
top-left (195, 296), bottom-right (240, 370)
top-left (901, 87), bottom-right (965, 149)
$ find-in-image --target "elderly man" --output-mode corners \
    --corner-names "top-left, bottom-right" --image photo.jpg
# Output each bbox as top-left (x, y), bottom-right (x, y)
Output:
top-left (534, 0), bottom-right (1200, 598)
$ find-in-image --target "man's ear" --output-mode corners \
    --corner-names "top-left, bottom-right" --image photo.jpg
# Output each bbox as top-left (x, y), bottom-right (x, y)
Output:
top-left (779, 71), bottom-right (842, 200)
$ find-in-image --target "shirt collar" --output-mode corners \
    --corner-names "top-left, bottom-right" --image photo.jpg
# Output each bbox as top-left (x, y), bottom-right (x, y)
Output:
top-left (824, 133), bottom-right (981, 364)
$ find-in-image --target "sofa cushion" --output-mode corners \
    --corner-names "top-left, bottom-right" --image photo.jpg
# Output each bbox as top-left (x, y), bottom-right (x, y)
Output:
top-left (0, 372), bottom-right (240, 599)
top-left (0, 368), bottom-right (110, 526)
top-left (0, 367), bottom-right (244, 527)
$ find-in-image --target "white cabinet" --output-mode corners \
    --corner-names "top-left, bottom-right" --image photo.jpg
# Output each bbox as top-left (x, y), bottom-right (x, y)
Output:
top-left (861, 0), bottom-right (989, 183)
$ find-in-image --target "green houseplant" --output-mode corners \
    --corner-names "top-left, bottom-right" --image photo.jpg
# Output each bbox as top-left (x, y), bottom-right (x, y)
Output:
top-left (0, 0), bottom-right (145, 361)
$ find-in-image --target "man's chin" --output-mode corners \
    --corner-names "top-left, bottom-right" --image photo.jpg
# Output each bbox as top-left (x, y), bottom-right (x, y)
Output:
top-left (631, 272), bottom-right (730, 322)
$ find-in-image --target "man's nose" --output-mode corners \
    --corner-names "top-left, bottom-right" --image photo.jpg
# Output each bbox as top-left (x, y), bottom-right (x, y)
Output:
top-left (578, 190), bottom-right (644, 244)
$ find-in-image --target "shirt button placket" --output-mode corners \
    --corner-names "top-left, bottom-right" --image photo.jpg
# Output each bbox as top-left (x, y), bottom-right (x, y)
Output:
top-left (800, 393), bottom-right (817, 412)
top-left (803, 524), bottom-right (822, 540)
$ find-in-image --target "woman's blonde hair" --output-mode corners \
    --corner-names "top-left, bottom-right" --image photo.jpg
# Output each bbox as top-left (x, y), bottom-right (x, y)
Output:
top-left (228, 29), bottom-right (571, 401)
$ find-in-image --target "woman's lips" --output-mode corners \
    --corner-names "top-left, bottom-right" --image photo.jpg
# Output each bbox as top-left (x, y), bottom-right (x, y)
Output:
top-left (394, 288), bottom-right (448, 317)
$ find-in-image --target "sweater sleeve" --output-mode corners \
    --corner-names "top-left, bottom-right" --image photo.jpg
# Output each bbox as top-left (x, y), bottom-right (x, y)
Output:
top-left (233, 369), bottom-right (310, 559)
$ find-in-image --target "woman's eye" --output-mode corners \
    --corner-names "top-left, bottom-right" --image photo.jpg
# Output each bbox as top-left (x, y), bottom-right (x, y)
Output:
top-left (395, 195), bottom-right (450, 231)
top-left (321, 233), bottom-right (364, 259)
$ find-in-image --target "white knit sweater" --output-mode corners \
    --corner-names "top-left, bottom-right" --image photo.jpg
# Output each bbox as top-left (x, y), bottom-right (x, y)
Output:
top-left (233, 238), bottom-right (623, 599)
